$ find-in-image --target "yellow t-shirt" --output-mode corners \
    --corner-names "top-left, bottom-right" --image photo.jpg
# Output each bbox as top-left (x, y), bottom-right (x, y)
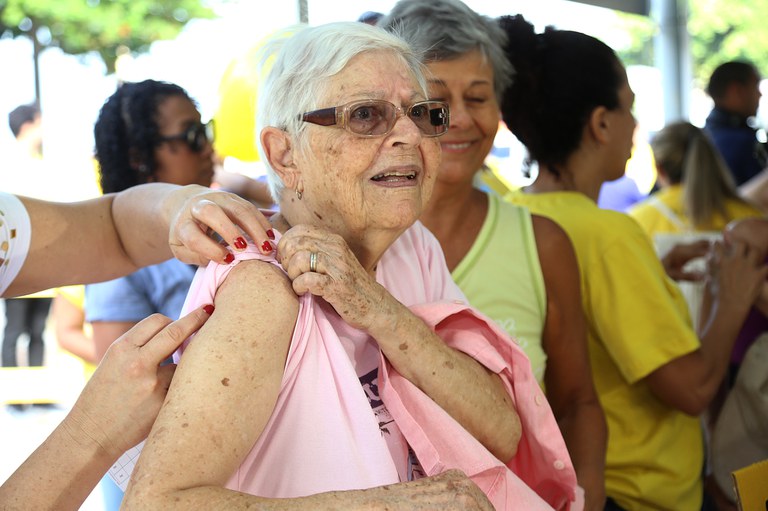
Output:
top-left (628, 184), bottom-right (762, 236)
top-left (507, 190), bottom-right (703, 511)
top-left (54, 285), bottom-right (97, 379)
top-left (452, 193), bottom-right (547, 383)
top-left (628, 185), bottom-right (762, 329)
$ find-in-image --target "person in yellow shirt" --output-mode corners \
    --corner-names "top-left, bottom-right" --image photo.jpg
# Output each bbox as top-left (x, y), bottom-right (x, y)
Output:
top-left (630, 121), bottom-right (762, 237)
top-left (52, 286), bottom-right (97, 375)
top-left (629, 122), bottom-right (764, 330)
top-left (500, 14), bottom-right (767, 511)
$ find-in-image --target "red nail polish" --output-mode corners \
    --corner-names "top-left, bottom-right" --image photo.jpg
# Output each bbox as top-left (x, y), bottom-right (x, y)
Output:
top-left (203, 304), bottom-right (215, 315)
top-left (266, 229), bottom-right (275, 240)
top-left (234, 237), bottom-right (247, 250)
top-left (224, 252), bottom-right (235, 264)
top-left (261, 241), bottom-right (273, 253)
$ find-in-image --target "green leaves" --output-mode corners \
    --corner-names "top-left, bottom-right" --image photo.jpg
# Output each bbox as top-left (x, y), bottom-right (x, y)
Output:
top-left (688, 0), bottom-right (768, 88)
top-left (0, 0), bottom-right (215, 73)
top-left (614, 1), bottom-right (768, 88)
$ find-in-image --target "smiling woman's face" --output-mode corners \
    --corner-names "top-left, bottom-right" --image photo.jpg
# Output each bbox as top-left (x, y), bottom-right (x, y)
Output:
top-left (291, 50), bottom-right (442, 240)
top-left (426, 49), bottom-right (500, 187)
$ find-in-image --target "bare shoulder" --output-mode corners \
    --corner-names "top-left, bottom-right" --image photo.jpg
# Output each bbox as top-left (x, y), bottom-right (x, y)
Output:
top-left (530, 214), bottom-right (577, 262)
top-left (172, 259), bottom-right (298, 397)
top-left (217, 259), bottom-right (298, 312)
top-left (189, 259), bottom-right (299, 357)
top-left (126, 259), bottom-right (298, 501)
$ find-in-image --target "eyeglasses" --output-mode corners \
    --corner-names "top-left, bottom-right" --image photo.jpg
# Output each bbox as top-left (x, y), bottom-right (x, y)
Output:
top-left (300, 100), bottom-right (450, 138)
top-left (157, 122), bottom-right (212, 152)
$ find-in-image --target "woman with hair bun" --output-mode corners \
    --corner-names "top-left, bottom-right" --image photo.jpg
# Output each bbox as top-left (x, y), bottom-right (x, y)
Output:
top-left (501, 14), bottom-right (767, 511)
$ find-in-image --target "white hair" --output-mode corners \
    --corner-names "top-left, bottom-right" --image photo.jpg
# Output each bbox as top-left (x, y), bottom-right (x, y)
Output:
top-left (255, 21), bottom-right (428, 200)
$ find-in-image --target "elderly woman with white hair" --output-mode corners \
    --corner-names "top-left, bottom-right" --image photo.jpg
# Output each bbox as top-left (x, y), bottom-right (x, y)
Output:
top-left (121, 21), bottom-right (580, 511)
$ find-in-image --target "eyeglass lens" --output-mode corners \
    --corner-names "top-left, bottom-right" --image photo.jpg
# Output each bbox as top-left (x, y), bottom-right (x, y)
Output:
top-left (346, 101), bottom-right (448, 137)
top-left (158, 122), bottom-right (212, 153)
top-left (185, 123), bottom-right (210, 151)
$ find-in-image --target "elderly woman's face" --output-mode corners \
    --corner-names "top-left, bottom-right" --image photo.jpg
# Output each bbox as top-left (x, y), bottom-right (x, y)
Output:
top-left (295, 51), bottom-right (441, 237)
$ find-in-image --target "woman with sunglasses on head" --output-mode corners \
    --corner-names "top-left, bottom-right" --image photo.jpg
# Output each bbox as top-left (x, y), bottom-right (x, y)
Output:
top-left (120, 22), bottom-right (579, 511)
top-left (500, 15), bottom-right (767, 511)
top-left (378, 2), bottom-right (605, 508)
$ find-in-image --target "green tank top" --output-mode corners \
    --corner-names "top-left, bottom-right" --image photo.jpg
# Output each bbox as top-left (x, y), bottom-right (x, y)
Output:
top-left (452, 193), bottom-right (548, 383)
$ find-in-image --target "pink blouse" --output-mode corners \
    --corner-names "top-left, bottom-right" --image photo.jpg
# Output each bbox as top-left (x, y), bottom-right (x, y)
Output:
top-left (176, 221), bottom-right (581, 510)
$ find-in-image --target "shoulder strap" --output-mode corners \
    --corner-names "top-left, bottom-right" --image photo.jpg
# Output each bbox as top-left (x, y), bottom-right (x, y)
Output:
top-left (648, 196), bottom-right (689, 231)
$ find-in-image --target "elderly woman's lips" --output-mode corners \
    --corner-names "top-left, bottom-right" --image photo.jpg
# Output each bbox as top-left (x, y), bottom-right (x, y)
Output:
top-left (371, 170), bottom-right (418, 182)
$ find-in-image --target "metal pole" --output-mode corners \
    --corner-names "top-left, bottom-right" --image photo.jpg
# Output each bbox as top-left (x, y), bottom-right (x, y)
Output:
top-left (651, 0), bottom-right (691, 122)
top-left (298, 0), bottom-right (308, 23)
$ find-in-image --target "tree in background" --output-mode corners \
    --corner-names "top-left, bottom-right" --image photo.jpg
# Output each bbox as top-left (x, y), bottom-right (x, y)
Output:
top-left (0, 0), bottom-right (215, 104)
top-left (687, 0), bottom-right (768, 88)
top-left (614, 1), bottom-right (768, 89)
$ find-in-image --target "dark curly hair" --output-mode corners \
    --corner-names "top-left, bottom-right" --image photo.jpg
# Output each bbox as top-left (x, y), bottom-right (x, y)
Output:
top-left (94, 79), bottom-right (194, 193)
top-left (499, 15), bottom-right (622, 176)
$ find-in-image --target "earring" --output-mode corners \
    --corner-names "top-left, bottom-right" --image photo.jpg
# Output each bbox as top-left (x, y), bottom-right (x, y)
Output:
top-left (296, 189), bottom-right (303, 200)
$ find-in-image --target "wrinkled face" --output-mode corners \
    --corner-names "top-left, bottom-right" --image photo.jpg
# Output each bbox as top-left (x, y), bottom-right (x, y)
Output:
top-left (153, 95), bottom-right (214, 187)
top-left (426, 50), bottom-right (500, 186)
top-left (294, 51), bottom-right (441, 238)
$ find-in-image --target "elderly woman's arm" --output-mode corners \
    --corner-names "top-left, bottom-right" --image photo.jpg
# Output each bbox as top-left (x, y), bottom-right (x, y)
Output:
top-left (279, 227), bottom-right (521, 463)
top-left (367, 296), bottom-right (521, 461)
top-left (121, 261), bottom-right (494, 511)
top-left (122, 260), bottom-right (296, 509)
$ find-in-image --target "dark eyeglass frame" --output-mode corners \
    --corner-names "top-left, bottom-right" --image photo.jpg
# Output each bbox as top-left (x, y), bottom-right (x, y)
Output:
top-left (299, 99), bottom-right (450, 138)
top-left (157, 122), bottom-right (212, 152)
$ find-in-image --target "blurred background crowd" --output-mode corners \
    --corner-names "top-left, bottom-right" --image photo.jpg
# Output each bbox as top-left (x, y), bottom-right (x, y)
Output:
top-left (2, 1), bottom-right (768, 510)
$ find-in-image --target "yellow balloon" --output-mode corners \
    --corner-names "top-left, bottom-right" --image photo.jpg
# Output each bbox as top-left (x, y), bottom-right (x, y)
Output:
top-left (214, 46), bottom-right (262, 162)
top-left (213, 27), bottom-right (300, 163)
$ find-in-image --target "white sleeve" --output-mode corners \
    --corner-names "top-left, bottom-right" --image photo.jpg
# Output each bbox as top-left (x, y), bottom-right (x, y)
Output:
top-left (0, 192), bottom-right (32, 296)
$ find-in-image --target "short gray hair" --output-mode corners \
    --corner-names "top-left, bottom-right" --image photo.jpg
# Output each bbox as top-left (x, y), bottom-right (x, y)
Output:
top-left (256, 22), bottom-right (429, 200)
top-left (378, 0), bottom-right (513, 104)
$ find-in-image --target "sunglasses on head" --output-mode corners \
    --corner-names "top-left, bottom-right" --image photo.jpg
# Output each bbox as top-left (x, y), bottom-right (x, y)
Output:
top-left (158, 122), bottom-right (212, 152)
top-left (300, 99), bottom-right (450, 138)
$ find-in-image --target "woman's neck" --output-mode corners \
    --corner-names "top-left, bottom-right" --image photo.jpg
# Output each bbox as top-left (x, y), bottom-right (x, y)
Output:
top-left (526, 157), bottom-right (605, 203)
top-left (269, 212), bottom-right (291, 234)
top-left (421, 181), bottom-right (481, 232)
top-left (420, 184), bottom-right (488, 271)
